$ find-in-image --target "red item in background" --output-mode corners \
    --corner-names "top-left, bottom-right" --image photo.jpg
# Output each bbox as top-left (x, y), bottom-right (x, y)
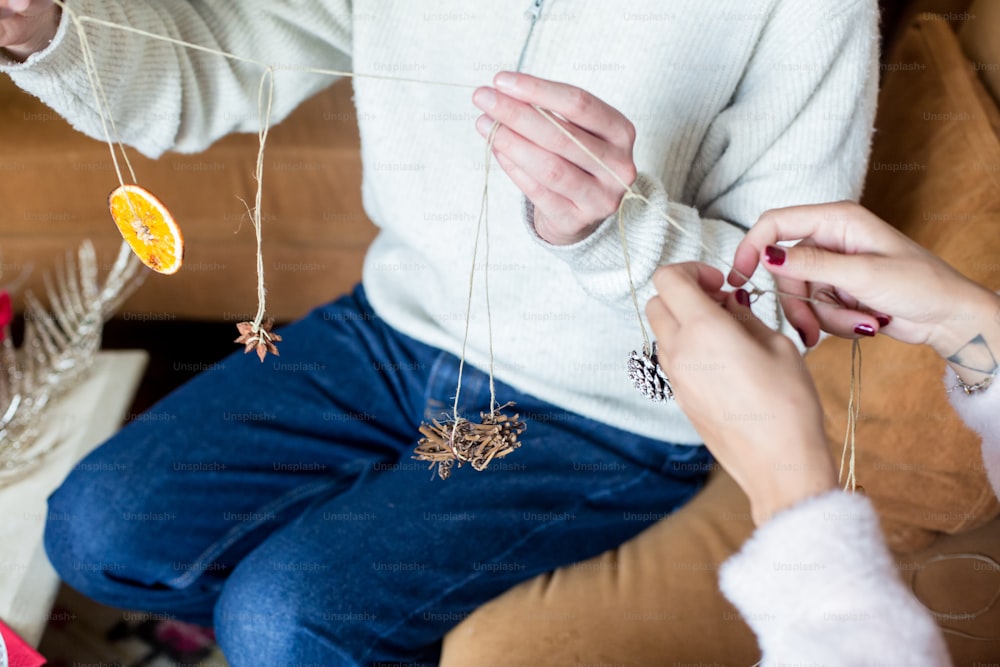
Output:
top-left (0, 619), bottom-right (47, 667)
top-left (0, 291), bottom-right (11, 342)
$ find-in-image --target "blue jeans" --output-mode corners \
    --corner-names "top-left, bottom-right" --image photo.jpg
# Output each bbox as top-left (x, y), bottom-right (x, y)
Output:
top-left (43, 285), bottom-right (711, 667)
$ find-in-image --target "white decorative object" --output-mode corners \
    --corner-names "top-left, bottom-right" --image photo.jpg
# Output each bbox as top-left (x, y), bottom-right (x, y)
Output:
top-left (0, 350), bottom-right (148, 647)
top-left (0, 241), bottom-right (142, 481)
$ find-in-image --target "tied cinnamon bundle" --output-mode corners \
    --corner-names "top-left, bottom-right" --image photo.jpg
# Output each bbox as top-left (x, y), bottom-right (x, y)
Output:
top-left (414, 403), bottom-right (525, 480)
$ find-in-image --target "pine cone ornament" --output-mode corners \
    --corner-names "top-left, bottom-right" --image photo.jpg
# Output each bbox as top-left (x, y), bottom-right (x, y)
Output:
top-left (628, 342), bottom-right (673, 402)
top-left (414, 403), bottom-right (526, 480)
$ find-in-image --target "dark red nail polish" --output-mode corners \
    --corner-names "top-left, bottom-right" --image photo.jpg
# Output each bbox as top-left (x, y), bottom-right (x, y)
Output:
top-left (735, 289), bottom-right (751, 307)
top-left (796, 328), bottom-right (808, 346)
top-left (764, 245), bottom-right (786, 266)
top-left (876, 316), bottom-right (891, 328)
top-left (854, 324), bottom-right (876, 337)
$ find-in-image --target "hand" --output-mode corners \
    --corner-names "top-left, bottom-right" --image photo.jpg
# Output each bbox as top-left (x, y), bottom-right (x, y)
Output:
top-left (729, 202), bottom-right (1000, 370)
top-left (0, 0), bottom-right (58, 61)
top-left (472, 71), bottom-right (638, 246)
top-left (646, 263), bottom-right (837, 525)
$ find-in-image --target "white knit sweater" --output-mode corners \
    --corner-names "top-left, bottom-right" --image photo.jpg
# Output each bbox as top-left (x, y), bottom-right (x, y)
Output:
top-left (0, 0), bottom-right (878, 442)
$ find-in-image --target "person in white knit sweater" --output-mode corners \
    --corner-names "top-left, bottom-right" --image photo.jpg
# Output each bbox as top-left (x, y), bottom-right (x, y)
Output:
top-left (2, 0), bottom-right (882, 664)
top-left (648, 201), bottom-right (1000, 665)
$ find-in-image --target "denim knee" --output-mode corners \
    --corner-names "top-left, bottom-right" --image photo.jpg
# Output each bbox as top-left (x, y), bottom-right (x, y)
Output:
top-left (214, 562), bottom-right (359, 667)
top-left (42, 465), bottom-right (136, 594)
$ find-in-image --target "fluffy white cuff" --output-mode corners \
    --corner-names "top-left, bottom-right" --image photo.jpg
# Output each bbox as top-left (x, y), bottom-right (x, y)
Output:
top-left (719, 491), bottom-right (948, 664)
top-left (944, 367), bottom-right (1000, 495)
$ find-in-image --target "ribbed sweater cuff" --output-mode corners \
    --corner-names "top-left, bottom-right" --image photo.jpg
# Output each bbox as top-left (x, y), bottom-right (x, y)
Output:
top-left (1, 1), bottom-right (79, 80)
top-left (522, 173), bottom-right (702, 305)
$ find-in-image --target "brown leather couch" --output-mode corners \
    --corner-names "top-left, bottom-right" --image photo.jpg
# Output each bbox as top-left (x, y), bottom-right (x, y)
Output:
top-left (3, 0), bottom-right (999, 663)
top-left (0, 75), bottom-right (373, 322)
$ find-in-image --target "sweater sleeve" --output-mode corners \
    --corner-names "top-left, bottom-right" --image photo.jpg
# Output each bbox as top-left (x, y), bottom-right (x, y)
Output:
top-left (525, 0), bottom-right (879, 340)
top-left (0, 0), bottom-right (352, 157)
top-left (718, 492), bottom-right (951, 666)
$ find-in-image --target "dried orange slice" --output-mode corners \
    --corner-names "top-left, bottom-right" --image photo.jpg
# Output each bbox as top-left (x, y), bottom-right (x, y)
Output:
top-left (108, 184), bottom-right (184, 275)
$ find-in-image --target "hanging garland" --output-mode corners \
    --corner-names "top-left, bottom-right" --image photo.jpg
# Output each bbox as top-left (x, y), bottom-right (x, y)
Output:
top-left (49, 0), bottom-right (862, 483)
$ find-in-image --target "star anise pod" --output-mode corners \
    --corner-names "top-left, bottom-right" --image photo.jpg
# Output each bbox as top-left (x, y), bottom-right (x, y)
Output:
top-left (235, 319), bottom-right (282, 362)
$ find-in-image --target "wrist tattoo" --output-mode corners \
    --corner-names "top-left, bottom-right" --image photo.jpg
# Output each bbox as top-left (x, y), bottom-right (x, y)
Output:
top-left (947, 333), bottom-right (1000, 376)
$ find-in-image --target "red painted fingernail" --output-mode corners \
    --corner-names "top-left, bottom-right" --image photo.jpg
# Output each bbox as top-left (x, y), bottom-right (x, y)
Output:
top-left (735, 289), bottom-right (751, 307)
top-left (876, 316), bottom-right (891, 328)
top-left (854, 324), bottom-right (876, 337)
top-left (764, 245), bottom-right (786, 266)
top-left (796, 328), bottom-right (808, 346)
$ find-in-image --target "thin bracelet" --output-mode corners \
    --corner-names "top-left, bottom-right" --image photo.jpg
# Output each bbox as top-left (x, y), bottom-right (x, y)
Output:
top-left (952, 369), bottom-right (999, 396)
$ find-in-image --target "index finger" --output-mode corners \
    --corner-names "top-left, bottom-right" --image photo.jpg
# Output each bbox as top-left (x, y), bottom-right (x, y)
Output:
top-left (651, 262), bottom-right (726, 320)
top-left (729, 201), bottom-right (887, 287)
top-left (492, 71), bottom-right (632, 144)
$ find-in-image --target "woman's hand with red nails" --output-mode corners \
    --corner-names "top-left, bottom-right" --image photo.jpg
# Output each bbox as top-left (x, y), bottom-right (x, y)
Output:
top-left (472, 71), bottom-right (638, 246)
top-left (729, 201), bottom-right (1000, 359)
top-left (0, 0), bottom-right (57, 61)
top-left (647, 262), bottom-right (836, 526)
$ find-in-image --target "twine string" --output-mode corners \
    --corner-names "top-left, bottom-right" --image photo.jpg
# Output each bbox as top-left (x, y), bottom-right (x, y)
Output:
top-left (55, 1), bottom-right (478, 90)
top-left (452, 122), bottom-right (501, 424)
top-left (62, 2), bottom-right (148, 234)
top-left (251, 67), bottom-right (275, 330)
top-left (53, 0), bottom-right (860, 467)
top-left (839, 339), bottom-right (862, 492)
top-left (617, 191), bottom-right (651, 355)
top-left (63, 4), bottom-right (136, 188)
top-left (49, 9), bottom-right (893, 651)
top-left (55, 0), bottom-right (831, 335)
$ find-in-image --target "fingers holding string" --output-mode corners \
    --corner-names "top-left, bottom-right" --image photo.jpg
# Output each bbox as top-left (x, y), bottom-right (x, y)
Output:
top-left (724, 288), bottom-right (782, 349)
top-left (647, 262), bottom-right (727, 346)
top-left (728, 201), bottom-right (899, 288)
top-left (651, 263), bottom-right (727, 318)
top-left (766, 240), bottom-right (885, 338)
top-left (810, 285), bottom-right (881, 339)
top-left (773, 274), bottom-right (822, 347)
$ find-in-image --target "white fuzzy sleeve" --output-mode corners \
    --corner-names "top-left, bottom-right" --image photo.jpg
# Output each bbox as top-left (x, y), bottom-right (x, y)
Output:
top-left (719, 492), bottom-right (950, 666)
top-left (944, 368), bottom-right (1000, 495)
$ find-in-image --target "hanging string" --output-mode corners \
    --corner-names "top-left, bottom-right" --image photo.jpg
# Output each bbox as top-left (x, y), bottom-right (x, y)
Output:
top-left (54, 1), bottom-right (476, 90)
top-left (839, 339), bottom-right (862, 492)
top-left (50, 1), bottom-right (860, 464)
top-left (618, 191), bottom-right (652, 356)
top-left (58, 0), bottom-right (815, 305)
top-left (482, 133), bottom-right (499, 413)
top-left (452, 122), bottom-right (501, 423)
top-left (62, 3), bottom-right (137, 189)
top-left (250, 67), bottom-right (275, 332)
top-left (53, 0), bottom-right (831, 329)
